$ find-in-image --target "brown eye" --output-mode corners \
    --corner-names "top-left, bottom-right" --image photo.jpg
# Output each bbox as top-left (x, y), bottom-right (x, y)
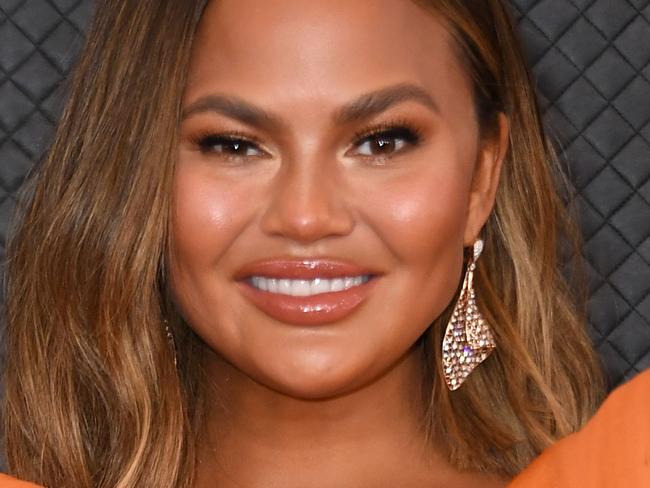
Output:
top-left (197, 134), bottom-right (265, 158)
top-left (352, 127), bottom-right (421, 157)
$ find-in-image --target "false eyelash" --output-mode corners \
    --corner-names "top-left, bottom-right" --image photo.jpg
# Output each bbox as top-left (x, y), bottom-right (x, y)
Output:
top-left (350, 118), bottom-right (424, 147)
top-left (190, 118), bottom-right (424, 158)
top-left (191, 129), bottom-right (266, 156)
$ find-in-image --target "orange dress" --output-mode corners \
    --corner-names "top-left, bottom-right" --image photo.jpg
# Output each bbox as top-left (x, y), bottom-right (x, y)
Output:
top-left (1, 369), bottom-right (649, 487)
top-left (508, 367), bottom-right (650, 487)
top-left (0, 475), bottom-right (40, 487)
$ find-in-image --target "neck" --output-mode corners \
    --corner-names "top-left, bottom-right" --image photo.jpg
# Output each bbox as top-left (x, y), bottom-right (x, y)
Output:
top-left (194, 340), bottom-right (448, 487)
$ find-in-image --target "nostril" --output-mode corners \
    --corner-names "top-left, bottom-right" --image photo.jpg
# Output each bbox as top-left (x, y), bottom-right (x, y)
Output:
top-left (262, 211), bottom-right (352, 243)
top-left (259, 178), bottom-right (354, 242)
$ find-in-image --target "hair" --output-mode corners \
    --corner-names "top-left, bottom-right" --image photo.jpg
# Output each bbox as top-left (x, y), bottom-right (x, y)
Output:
top-left (2, 0), bottom-right (604, 486)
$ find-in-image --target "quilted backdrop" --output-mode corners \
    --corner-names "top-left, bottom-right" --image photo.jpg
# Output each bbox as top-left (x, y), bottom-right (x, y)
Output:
top-left (1, 0), bottom-right (649, 390)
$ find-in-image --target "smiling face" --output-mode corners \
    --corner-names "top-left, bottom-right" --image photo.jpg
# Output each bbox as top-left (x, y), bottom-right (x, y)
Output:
top-left (171, 0), bottom-right (505, 399)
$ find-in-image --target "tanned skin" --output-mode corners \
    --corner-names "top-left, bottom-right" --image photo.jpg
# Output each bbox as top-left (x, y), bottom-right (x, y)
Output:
top-left (172, 0), bottom-right (509, 486)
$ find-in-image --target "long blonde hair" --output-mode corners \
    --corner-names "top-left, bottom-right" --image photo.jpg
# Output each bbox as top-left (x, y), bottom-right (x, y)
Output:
top-left (2, 0), bottom-right (604, 486)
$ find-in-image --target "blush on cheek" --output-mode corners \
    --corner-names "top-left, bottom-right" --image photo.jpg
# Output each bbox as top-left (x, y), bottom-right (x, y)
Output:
top-left (169, 170), bottom-right (232, 323)
top-left (172, 164), bottom-right (246, 262)
top-left (353, 164), bottom-right (470, 329)
top-left (365, 167), bottom-right (470, 255)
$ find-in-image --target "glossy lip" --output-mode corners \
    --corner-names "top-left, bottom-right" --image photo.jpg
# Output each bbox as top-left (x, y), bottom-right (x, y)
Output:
top-left (234, 258), bottom-right (383, 326)
top-left (234, 258), bottom-right (382, 280)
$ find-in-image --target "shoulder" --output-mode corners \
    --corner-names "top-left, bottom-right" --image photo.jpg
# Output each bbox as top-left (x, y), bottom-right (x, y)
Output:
top-left (508, 368), bottom-right (650, 487)
top-left (0, 474), bottom-right (42, 487)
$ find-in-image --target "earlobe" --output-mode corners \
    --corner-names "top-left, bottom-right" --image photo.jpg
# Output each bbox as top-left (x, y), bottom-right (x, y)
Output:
top-left (463, 113), bottom-right (510, 246)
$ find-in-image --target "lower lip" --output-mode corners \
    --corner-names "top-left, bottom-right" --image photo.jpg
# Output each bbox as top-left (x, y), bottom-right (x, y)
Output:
top-left (237, 277), bottom-right (379, 325)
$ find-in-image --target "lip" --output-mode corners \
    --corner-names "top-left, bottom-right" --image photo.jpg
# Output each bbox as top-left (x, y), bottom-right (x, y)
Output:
top-left (235, 258), bottom-right (382, 326)
top-left (234, 258), bottom-right (381, 280)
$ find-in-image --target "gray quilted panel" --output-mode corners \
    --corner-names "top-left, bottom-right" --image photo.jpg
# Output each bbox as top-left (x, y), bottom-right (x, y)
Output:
top-left (1, 0), bottom-right (649, 389)
top-left (511, 0), bottom-right (650, 387)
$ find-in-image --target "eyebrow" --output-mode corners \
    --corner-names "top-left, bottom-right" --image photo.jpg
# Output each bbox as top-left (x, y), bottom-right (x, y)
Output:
top-left (181, 82), bottom-right (439, 129)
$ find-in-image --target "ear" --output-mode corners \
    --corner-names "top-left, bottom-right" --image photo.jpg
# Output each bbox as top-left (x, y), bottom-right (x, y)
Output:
top-left (463, 113), bottom-right (509, 246)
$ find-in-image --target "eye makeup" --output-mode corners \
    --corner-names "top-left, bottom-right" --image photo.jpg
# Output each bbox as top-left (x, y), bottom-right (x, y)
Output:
top-left (188, 117), bottom-right (425, 163)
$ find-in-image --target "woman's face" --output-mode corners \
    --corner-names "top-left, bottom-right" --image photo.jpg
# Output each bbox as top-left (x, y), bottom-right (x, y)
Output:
top-left (171, 0), bottom-right (505, 399)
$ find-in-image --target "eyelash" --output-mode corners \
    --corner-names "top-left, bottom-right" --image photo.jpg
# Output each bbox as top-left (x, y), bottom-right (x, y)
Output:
top-left (191, 119), bottom-right (423, 163)
top-left (351, 119), bottom-right (423, 160)
top-left (192, 130), bottom-right (265, 161)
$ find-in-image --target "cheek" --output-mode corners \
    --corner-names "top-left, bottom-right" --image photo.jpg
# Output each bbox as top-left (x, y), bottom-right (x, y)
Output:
top-left (169, 158), bottom-right (254, 320)
top-left (172, 166), bottom-right (238, 266)
top-left (352, 148), bottom-right (474, 328)
top-left (359, 163), bottom-right (471, 270)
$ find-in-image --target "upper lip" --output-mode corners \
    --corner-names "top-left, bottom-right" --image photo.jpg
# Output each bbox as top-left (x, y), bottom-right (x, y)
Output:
top-left (234, 258), bottom-right (382, 280)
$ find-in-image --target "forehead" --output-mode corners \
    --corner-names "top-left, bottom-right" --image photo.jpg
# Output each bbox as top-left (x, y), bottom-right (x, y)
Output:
top-left (190, 0), bottom-right (457, 91)
top-left (184, 0), bottom-right (472, 123)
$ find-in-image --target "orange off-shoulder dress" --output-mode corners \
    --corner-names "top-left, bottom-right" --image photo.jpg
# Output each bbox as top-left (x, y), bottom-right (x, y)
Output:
top-left (1, 369), bottom-right (649, 487)
top-left (507, 367), bottom-right (650, 487)
top-left (0, 475), bottom-right (39, 488)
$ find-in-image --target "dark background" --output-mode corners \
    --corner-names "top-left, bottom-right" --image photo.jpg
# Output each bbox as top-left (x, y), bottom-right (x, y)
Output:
top-left (1, 0), bottom-right (649, 389)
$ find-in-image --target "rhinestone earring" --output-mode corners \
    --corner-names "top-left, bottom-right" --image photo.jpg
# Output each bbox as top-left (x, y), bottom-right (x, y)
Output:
top-left (163, 319), bottom-right (177, 367)
top-left (441, 238), bottom-right (496, 391)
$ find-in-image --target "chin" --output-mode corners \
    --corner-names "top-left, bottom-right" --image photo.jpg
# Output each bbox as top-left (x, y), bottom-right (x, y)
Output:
top-left (251, 352), bottom-right (374, 401)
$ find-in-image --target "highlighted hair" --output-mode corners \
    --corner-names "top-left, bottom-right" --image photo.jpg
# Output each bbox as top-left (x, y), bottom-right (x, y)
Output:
top-left (2, 0), bottom-right (604, 485)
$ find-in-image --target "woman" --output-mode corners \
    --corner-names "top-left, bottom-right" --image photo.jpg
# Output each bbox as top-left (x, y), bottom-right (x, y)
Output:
top-left (2, 0), bottom-right (606, 486)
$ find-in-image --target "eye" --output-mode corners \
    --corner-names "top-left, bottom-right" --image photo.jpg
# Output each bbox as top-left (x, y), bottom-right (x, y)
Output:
top-left (350, 123), bottom-right (422, 159)
top-left (193, 132), bottom-right (267, 160)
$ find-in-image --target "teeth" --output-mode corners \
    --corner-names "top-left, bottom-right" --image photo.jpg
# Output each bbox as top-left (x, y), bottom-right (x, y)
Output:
top-left (249, 275), bottom-right (371, 296)
top-left (290, 279), bottom-right (310, 297)
top-left (267, 278), bottom-right (278, 293)
top-left (279, 279), bottom-right (292, 295)
top-left (311, 278), bottom-right (330, 295)
top-left (331, 278), bottom-right (344, 292)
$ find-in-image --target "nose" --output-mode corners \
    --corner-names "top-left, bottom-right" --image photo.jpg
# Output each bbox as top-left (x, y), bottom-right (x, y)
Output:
top-left (260, 159), bottom-right (354, 243)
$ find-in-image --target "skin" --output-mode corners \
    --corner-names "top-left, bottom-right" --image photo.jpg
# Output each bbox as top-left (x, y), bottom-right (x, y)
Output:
top-left (171, 0), bottom-right (509, 486)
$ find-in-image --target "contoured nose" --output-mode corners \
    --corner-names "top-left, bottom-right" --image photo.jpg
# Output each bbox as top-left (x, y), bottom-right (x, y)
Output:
top-left (259, 154), bottom-right (355, 244)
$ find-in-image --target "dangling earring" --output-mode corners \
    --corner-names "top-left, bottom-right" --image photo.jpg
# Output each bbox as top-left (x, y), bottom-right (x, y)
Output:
top-left (442, 238), bottom-right (496, 391)
top-left (163, 319), bottom-right (178, 367)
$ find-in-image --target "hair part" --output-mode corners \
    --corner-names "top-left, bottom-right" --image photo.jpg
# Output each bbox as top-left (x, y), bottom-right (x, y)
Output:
top-left (3, 0), bottom-right (604, 485)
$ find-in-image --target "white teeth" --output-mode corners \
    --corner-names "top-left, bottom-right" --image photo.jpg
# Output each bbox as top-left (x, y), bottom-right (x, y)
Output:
top-left (267, 278), bottom-right (278, 293)
top-left (331, 278), bottom-right (344, 292)
top-left (291, 279), bottom-right (311, 297)
top-left (252, 276), bottom-right (268, 291)
top-left (310, 278), bottom-right (330, 295)
top-left (279, 279), bottom-right (292, 295)
top-left (249, 275), bottom-right (371, 296)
